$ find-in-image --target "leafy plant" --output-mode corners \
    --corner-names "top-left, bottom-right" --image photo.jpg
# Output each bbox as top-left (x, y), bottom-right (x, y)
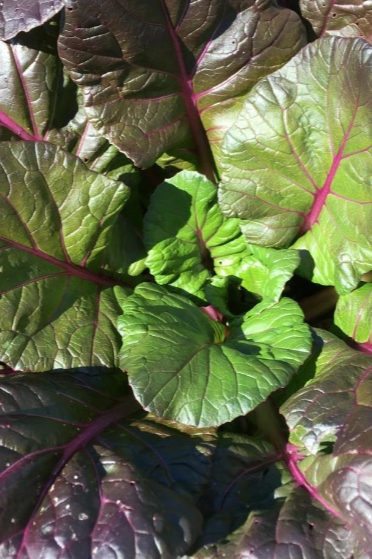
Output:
top-left (0, 1), bottom-right (371, 557)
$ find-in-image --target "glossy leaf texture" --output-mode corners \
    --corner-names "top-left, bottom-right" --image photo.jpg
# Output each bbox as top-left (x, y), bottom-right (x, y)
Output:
top-left (191, 332), bottom-right (372, 558)
top-left (0, 0), bottom-right (66, 40)
top-left (0, 141), bottom-right (130, 371)
top-left (144, 170), bottom-right (299, 302)
top-left (280, 330), bottom-right (372, 557)
top-left (118, 283), bottom-right (311, 427)
top-left (219, 243), bottom-right (300, 304)
top-left (300, 0), bottom-right (372, 42)
top-left (220, 37), bottom-right (372, 294)
top-left (58, 0), bottom-right (306, 177)
top-left (335, 282), bottom-right (372, 351)
top-left (190, 431), bottom-right (358, 559)
top-left (0, 369), bottom-right (209, 558)
top-left (0, 26), bottom-right (136, 170)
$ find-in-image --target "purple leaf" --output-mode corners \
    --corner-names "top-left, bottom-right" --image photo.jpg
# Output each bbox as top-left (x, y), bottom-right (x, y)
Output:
top-left (58, 0), bottom-right (306, 177)
top-left (0, 0), bottom-right (66, 40)
top-left (0, 370), bottom-right (207, 558)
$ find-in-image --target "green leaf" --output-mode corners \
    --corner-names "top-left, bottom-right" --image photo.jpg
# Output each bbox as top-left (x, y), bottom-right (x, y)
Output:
top-left (220, 245), bottom-right (300, 304)
top-left (219, 37), bottom-right (372, 294)
top-left (144, 171), bottom-right (246, 300)
top-left (0, 141), bottom-right (130, 371)
top-left (144, 170), bottom-right (298, 302)
top-left (58, 0), bottom-right (305, 175)
top-left (335, 282), bottom-right (372, 346)
top-left (118, 284), bottom-right (311, 427)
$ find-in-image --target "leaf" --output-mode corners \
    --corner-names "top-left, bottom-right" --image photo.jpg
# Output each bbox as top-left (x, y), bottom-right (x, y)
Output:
top-left (335, 282), bottom-right (372, 349)
top-left (144, 170), bottom-right (299, 302)
top-left (118, 284), bottom-right (311, 427)
top-left (190, 432), bottom-right (357, 559)
top-left (0, 0), bottom-right (66, 40)
top-left (0, 369), bottom-right (206, 558)
top-left (282, 329), bottom-right (372, 454)
top-left (280, 331), bottom-right (372, 554)
top-left (300, 0), bottom-right (372, 42)
top-left (58, 0), bottom-right (306, 176)
top-left (144, 171), bottom-right (246, 300)
top-left (219, 37), bottom-right (372, 294)
top-left (221, 245), bottom-right (300, 304)
top-left (193, 488), bottom-right (355, 559)
top-left (0, 141), bottom-right (130, 371)
top-left (0, 30), bottom-right (132, 168)
top-left (193, 333), bottom-right (372, 558)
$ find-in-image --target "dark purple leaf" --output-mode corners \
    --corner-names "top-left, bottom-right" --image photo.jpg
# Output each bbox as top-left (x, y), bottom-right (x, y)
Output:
top-left (0, 370), bottom-right (207, 558)
top-left (58, 0), bottom-right (306, 178)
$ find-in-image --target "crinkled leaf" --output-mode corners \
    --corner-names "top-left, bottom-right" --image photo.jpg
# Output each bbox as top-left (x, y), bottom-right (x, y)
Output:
top-left (190, 432), bottom-right (357, 559)
top-left (0, 369), bottom-right (205, 558)
top-left (0, 141), bottom-right (130, 371)
top-left (118, 284), bottom-right (311, 427)
top-left (219, 37), bottom-right (372, 294)
top-left (282, 330), bottom-right (372, 454)
top-left (193, 333), bottom-right (372, 557)
top-left (144, 170), bottom-right (298, 302)
top-left (0, 0), bottom-right (66, 40)
top-left (301, 0), bottom-right (372, 42)
top-left (0, 29), bottom-right (137, 171)
top-left (58, 0), bottom-right (305, 174)
top-left (280, 331), bottom-right (372, 555)
top-left (296, 452), bottom-right (372, 556)
top-left (335, 282), bottom-right (372, 347)
top-left (221, 245), bottom-right (300, 304)
top-left (144, 171), bottom-right (247, 300)
top-left (193, 487), bottom-right (355, 559)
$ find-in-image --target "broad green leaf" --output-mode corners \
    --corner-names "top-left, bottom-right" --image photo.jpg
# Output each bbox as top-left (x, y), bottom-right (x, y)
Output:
top-left (58, 0), bottom-right (305, 175)
top-left (0, 0), bottom-right (66, 40)
top-left (301, 0), bottom-right (372, 42)
top-left (219, 244), bottom-right (300, 304)
top-left (144, 171), bottom-right (247, 300)
top-left (0, 369), bottom-right (205, 558)
top-left (0, 141), bottom-right (130, 371)
top-left (335, 282), bottom-right (372, 348)
top-left (144, 170), bottom-right (299, 302)
top-left (0, 30), bottom-right (147, 281)
top-left (219, 37), bottom-right (372, 294)
top-left (118, 284), bottom-right (311, 427)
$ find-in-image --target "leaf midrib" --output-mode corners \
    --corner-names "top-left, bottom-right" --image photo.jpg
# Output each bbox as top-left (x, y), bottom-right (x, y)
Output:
top-left (0, 236), bottom-right (128, 288)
